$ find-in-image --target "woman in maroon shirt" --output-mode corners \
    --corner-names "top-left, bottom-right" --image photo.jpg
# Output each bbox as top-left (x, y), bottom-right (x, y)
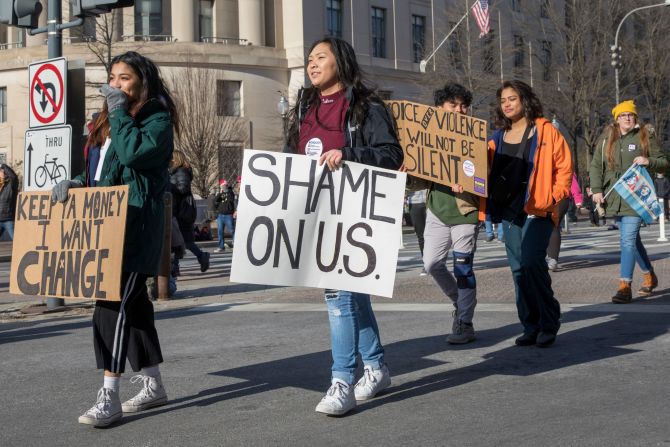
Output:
top-left (284, 37), bottom-right (403, 416)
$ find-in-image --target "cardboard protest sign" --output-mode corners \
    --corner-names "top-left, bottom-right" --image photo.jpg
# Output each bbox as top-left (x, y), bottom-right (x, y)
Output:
top-left (387, 100), bottom-right (489, 197)
top-left (230, 150), bottom-right (406, 298)
top-left (10, 186), bottom-right (129, 301)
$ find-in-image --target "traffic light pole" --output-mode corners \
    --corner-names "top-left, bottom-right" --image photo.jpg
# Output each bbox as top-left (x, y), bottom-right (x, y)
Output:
top-left (29, 1), bottom-right (83, 59)
top-left (29, 2), bottom-right (82, 310)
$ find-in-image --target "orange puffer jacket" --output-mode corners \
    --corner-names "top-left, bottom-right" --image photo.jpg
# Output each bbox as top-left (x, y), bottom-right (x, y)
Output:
top-left (487, 117), bottom-right (573, 226)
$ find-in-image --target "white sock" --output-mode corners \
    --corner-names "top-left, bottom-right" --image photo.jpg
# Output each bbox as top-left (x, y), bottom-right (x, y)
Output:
top-left (103, 375), bottom-right (120, 392)
top-left (142, 365), bottom-right (161, 381)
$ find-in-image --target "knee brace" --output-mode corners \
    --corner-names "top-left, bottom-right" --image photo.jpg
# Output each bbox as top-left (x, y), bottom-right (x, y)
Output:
top-left (453, 251), bottom-right (476, 289)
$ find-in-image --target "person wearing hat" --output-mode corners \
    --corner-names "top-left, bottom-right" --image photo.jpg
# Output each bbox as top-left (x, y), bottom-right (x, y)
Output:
top-left (589, 100), bottom-right (667, 303)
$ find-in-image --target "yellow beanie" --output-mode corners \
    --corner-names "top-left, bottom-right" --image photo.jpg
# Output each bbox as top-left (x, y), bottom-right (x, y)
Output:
top-left (612, 100), bottom-right (637, 120)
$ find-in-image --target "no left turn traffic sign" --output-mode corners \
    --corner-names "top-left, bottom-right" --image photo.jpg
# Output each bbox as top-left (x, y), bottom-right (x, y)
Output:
top-left (28, 57), bottom-right (67, 128)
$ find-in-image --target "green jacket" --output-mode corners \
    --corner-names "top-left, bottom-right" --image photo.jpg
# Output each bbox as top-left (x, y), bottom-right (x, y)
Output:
top-left (589, 126), bottom-right (667, 217)
top-left (75, 99), bottom-right (173, 275)
top-left (427, 184), bottom-right (479, 225)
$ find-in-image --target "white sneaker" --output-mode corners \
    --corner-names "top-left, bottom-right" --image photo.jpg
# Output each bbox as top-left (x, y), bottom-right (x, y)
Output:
top-left (78, 387), bottom-right (122, 427)
top-left (121, 375), bottom-right (168, 413)
top-left (546, 257), bottom-right (558, 272)
top-left (354, 364), bottom-right (391, 401)
top-left (315, 379), bottom-right (356, 416)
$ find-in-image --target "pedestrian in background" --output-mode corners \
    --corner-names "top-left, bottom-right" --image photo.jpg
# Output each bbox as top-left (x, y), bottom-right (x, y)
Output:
top-left (546, 172), bottom-right (583, 271)
top-left (169, 149), bottom-right (210, 274)
top-left (488, 80), bottom-right (573, 348)
top-left (52, 51), bottom-right (178, 427)
top-left (214, 179), bottom-right (236, 252)
top-left (654, 172), bottom-right (670, 220)
top-left (589, 100), bottom-right (667, 303)
top-left (284, 36), bottom-right (403, 416)
top-left (421, 83), bottom-right (484, 345)
top-left (407, 188), bottom-right (428, 275)
top-left (0, 163), bottom-right (18, 240)
top-left (483, 214), bottom-right (504, 242)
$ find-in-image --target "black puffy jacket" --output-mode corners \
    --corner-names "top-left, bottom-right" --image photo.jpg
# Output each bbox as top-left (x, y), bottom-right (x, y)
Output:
top-left (169, 166), bottom-right (196, 243)
top-left (284, 86), bottom-right (403, 170)
top-left (0, 164), bottom-right (18, 222)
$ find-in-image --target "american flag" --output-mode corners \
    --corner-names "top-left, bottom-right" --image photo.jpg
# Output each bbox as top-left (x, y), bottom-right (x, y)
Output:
top-left (472, 0), bottom-right (491, 38)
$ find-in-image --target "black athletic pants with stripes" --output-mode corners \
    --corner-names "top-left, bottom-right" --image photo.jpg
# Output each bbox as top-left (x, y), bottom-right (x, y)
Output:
top-left (93, 272), bottom-right (163, 373)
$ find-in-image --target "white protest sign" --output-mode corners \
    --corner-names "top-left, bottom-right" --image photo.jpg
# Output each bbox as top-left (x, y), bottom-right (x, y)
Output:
top-left (230, 150), bottom-right (406, 298)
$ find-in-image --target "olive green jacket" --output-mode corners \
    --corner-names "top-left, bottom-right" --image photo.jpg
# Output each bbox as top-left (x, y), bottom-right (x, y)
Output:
top-left (589, 126), bottom-right (667, 217)
top-left (75, 99), bottom-right (173, 275)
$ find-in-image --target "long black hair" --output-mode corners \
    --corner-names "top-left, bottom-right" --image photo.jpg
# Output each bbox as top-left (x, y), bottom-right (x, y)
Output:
top-left (89, 51), bottom-right (180, 145)
top-left (494, 80), bottom-right (543, 130)
top-left (286, 37), bottom-right (382, 151)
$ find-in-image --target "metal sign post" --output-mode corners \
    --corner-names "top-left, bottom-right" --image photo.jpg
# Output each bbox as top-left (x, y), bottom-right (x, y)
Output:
top-left (658, 199), bottom-right (668, 242)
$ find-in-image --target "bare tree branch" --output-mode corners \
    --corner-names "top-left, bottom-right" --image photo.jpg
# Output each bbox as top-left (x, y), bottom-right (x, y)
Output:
top-left (168, 64), bottom-right (246, 198)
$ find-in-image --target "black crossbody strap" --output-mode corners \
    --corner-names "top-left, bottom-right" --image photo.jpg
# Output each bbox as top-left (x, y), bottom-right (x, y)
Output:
top-left (520, 124), bottom-right (534, 161)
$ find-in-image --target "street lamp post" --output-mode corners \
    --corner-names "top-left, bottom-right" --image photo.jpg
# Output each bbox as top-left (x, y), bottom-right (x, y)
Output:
top-left (277, 93), bottom-right (290, 145)
top-left (612, 0), bottom-right (670, 104)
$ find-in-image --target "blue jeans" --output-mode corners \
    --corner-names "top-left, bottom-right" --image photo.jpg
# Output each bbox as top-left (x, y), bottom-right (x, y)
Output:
top-left (484, 216), bottom-right (504, 239)
top-left (617, 216), bottom-right (652, 281)
top-left (216, 214), bottom-right (235, 249)
top-left (0, 220), bottom-right (14, 240)
top-left (503, 215), bottom-right (561, 335)
top-left (325, 290), bottom-right (385, 385)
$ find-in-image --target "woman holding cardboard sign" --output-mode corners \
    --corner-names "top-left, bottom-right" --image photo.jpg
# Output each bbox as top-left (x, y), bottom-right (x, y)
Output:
top-left (284, 37), bottom-right (403, 416)
top-left (52, 51), bottom-right (179, 427)
top-left (487, 80), bottom-right (572, 348)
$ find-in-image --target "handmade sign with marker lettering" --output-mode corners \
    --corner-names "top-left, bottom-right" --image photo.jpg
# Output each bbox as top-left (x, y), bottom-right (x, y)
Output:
top-left (387, 100), bottom-right (489, 197)
top-left (230, 150), bottom-right (406, 298)
top-left (10, 186), bottom-right (128, 301)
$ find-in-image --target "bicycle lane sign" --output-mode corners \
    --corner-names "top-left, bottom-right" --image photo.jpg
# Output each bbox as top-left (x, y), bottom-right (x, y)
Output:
top-left (23, 125), bottom-right (72, 192)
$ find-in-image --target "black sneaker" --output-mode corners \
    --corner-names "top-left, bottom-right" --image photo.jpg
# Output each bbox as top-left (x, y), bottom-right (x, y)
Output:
top-left (514, 332), bottom-right (538, 346)
top-left (485, 235), bottom-right (494, 242)
top-left (199, 252), bottom-right (210, 273)
top-left (536, 332), bottom-right (556, 348)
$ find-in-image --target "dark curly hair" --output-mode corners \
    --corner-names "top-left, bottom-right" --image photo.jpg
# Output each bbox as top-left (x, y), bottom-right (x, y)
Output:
top-left (494, 80), bottom-right (544, 130)
top-left (433, 83), bottom-right (472, 107)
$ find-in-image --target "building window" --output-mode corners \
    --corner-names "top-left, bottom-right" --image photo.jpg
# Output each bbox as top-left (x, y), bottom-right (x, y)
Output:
top-left (540, 0), bottom-right (549, 18)
top-left (135, 0), bottom-right (163, 37)
top-left (482, 32), bottom-right (495, 74)
top-left (326, 0), bottom-right (343, 38)
top-left (541, 40), bottom-right (552, 81)
top-left (371, 7), bottom-right (386, 58)
top-left (0, 87), bottom-right (6, 123)
top-left (217, 81), bottom-right (242, 117)
top-left (511, 0), bottom-right (522, 12)
top-left (513, 35), bottom-right (524, 67)
top-left (199, 0), bottom-right (214, 41)
top-left (412, 15), bottom-right (426, 63)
